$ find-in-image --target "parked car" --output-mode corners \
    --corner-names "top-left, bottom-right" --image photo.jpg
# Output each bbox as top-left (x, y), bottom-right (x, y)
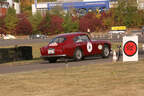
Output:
top-left (29, 34), bottom-right (48, 39)
top-left (40, 32), bottom-right (111, 63)
top-left (2, 34), bottom-right (16, 40)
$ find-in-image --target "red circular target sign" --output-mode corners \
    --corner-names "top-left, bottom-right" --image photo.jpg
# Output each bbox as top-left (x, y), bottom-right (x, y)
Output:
top-left (123, 41), bottom-right (137, 56)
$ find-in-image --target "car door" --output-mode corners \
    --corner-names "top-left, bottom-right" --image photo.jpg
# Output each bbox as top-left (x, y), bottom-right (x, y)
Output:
top-left (74, 35), bottom-right (93, 56)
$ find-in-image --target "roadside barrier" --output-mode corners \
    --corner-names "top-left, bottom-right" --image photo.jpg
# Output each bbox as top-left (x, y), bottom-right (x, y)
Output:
top-left (0, 46), bottom-right (33, 64)
top-left (18, 46), bottom-right (33, 60)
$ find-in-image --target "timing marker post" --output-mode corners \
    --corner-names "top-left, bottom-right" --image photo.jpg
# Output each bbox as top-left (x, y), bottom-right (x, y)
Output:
top-left (123, 36), bottom-right (138, 62)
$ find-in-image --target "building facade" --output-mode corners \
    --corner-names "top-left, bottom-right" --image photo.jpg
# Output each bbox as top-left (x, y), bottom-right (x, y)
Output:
top-left (0, 1), bottom-right (9, 16)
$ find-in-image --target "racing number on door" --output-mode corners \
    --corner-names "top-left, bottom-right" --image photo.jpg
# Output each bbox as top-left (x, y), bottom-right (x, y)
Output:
top-left (87, 42), bottom-right (93, 53)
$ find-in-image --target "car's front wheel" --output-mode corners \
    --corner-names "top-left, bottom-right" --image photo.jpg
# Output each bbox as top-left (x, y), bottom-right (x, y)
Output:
top-left (102, 45), bottom-right (110, 58)
top-left (74, 48), bottom-right (83, 61)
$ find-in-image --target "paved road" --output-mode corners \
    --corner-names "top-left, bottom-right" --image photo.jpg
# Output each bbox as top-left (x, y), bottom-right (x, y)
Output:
top-left (0, 57), bottom-right (113, 74)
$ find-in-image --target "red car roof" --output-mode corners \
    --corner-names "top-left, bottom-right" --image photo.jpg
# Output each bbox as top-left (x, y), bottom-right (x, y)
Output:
top-left (56, 32), bottom-right (88, 38)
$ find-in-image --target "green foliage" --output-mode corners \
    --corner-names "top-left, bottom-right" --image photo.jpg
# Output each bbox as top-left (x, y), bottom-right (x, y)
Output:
top-left (0, 16), bottom-right (6, 34)
top-left (102, 10), bottom-right (115, 28)
top-left (43, 12), bottom-right (51, 30)
top-left (2, 0), bottom-right (144, 35)
top-left (110, 0), bottom-right (144, 27)
top-left (37, 12), bottom-right (51, 34)
top-left (21, 6), bottom-right (32, 16)
top-left (14, 0), bottom-right (19, 2)
top-left (4, 8), bottom-right (18, 34)
top-left (63, 12), bottom-right (79, 33)
top-left (16, 13), bottom-right (32, 35)
top-left (49, 6), bottom-right (64, 17)
top-left (37, 0), bottom-right (56, 2)
top-left (113, 0), bottom-right (126, 25)
top-left (29, 12), bottom-right (43, 34)
top-left (133, 10), bottom-right (144, 26)
top-left (123, 6), bottom-right (137, 27)
top-left (0, 0), bottom-right (6, 2)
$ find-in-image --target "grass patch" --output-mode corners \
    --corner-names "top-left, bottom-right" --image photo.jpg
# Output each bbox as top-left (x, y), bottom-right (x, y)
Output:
top-left (0, 60), bottom-right (144, 96)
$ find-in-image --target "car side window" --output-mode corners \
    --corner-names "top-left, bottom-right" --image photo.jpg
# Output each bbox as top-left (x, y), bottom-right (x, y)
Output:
top-left (74, 35), bottom-right (90, 43)
top-left (49, 37), bottom-right (66, 44)
top-left (80, 35), bottom-right (90, 42)
top-left (58, 37), bottom-right (65, 43)
top-left (74, 36), bottom-right (82, 43)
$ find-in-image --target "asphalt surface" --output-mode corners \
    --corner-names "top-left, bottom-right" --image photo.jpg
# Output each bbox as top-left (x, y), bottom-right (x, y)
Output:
top-left (0, 56), bottom-right (113, 74)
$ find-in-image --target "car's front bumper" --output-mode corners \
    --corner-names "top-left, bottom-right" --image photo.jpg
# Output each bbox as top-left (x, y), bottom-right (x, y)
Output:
top-left (41, 54), bottom-right (67, 58)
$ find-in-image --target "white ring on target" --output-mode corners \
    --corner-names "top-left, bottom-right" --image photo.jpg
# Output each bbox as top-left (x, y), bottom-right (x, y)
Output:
top-left (87, 42), bottom-right (93, 53)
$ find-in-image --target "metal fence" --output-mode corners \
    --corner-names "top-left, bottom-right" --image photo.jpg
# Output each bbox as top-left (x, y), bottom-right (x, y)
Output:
top-left (93, 34), bottom-right (144, 43)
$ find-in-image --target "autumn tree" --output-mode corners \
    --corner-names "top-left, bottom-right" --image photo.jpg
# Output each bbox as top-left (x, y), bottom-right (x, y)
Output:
top-left (4, 8), bottom-right (18, 35)
top-left (0, 16), bottom-right (6, 35)
top-left (29, 12), bottom-right (43, 34)
top-left (63, 12), bottom-right (79, 33)
top-left (16, 13), bottom-right (32, 35)
top-left (0, 0), bottom-right (6, 1)
top-left (38, 12), bottom-right (51, 35)
top-left (79, 12), bottom-right (104, 32)
top-left (112, 0), bottom-right (143, 27)
top-left (38, 12), bottom-right (63, 35)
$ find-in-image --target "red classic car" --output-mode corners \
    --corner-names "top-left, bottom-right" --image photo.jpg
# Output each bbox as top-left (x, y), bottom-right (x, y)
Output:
top-left (40, 32), bottom-right (111, 63)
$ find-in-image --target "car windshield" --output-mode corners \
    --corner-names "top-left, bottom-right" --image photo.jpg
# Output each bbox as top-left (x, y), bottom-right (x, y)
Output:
top-left (49, 37), bottom-right (66, 44)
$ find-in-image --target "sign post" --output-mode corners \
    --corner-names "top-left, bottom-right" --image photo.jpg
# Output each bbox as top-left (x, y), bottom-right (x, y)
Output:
top-left (123, 36), bottom-right (138, 62)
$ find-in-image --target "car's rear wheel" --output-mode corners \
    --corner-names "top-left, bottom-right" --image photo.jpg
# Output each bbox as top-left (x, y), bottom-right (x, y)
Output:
top-left (74, 48), bottom-right (83, 61)
top-left (102, 45), bottom-right (110, 58)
